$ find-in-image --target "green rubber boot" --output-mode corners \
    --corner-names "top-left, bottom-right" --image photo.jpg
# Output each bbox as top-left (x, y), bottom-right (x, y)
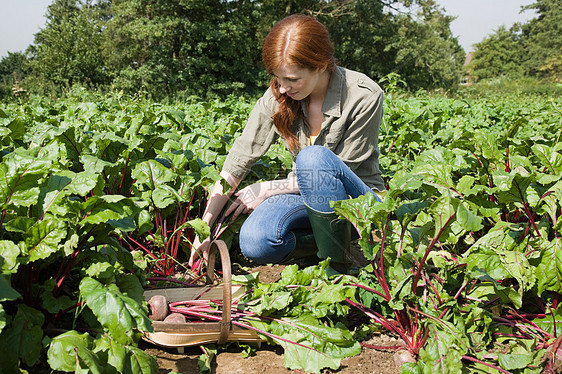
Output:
top-left (305, 205), bottom-right (352, 277)
top-left (280, 229), bottom-right (318, 266)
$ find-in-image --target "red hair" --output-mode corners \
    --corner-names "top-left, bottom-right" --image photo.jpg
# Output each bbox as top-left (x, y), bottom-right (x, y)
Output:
top-left (262, 15), bottom-right (336, 151)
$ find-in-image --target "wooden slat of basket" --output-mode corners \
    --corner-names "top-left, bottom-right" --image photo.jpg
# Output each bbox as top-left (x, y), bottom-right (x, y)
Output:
top-left (144, 284), bottom-right (247, 303)
top-left (144, 328), bottom-right (263, 348)
top-left (145, 323), bottom-right (262, 347)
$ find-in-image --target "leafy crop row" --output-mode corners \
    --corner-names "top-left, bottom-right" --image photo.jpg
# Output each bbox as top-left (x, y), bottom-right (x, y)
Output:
top-left (1, 88), bottom-right (561, 373)
top-left (0, 90), bottom-right (283, 373)
top-left (334, 92), bottom-right (562, 372)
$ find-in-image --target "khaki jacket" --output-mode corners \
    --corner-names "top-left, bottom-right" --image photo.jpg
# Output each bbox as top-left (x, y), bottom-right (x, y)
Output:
top-left (222, 66), bottom-right (385, 191)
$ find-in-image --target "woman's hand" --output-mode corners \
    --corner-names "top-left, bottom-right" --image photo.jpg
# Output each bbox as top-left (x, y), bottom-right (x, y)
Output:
top-left (189, 235), bottom-right (211, 267)
top-left (225, 182), bottom-right (268, 220)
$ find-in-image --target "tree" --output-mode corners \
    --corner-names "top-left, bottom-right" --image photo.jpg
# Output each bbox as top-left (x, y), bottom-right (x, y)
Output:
top-left (521, 0), bottom-right (562, 81)
top-left (103, 0), bottom-right (264, 99)
top-left (469, 0), bottom-right (561, 82)
top-left (469, 25), bottom-right (527, 81)
top-left (386, 0), bottom-right (465, 89)
top-left (317, 0), bottom-right (394, 82)
top-left (0, 52), bottom-right (28, 99)
top-left (22, 0), bottom-right (468, 97)
top-left (292, 0), bottom-right (464, 90)
top-left (28, 0), bottom-right (109, 92)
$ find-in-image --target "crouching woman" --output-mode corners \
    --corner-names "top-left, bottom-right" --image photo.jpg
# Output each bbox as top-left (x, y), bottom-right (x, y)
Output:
top-left (190, 14), bottom-right (385, 276)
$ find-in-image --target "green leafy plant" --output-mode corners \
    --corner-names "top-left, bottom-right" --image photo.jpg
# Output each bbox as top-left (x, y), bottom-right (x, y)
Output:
top-left (0, 92), bottom-right (269, 373)
top-left (334, 90), bottom-right (562, 372)
top-left (1, 88), bottom-right (561, 373)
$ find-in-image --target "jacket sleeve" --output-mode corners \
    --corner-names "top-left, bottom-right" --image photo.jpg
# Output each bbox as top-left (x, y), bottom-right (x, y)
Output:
top-left (222, 91), bottom-right (279, 181)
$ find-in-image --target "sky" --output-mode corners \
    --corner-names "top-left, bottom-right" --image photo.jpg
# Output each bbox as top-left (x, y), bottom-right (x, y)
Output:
top-left (436, 0), bottom-right (536, 52)
top-left (0, 0), bottom-right (538, 59)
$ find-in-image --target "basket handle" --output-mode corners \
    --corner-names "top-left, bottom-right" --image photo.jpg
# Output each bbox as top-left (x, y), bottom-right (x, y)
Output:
top-left (205, 239), bottom-right (232, 345)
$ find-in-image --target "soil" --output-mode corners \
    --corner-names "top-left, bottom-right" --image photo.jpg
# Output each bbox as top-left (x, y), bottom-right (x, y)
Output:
top-left (143, 333), bottom-right (400, 374)
top-left (144, 243), bottom-right (402, 374)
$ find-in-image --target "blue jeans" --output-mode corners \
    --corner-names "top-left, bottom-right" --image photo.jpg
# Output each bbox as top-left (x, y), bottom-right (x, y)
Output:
top-left (239, 145), bottom-right (380, 264)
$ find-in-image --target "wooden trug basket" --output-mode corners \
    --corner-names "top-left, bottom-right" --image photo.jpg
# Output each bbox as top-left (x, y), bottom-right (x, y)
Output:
top-left (142, 240), bottom-right (263, 349)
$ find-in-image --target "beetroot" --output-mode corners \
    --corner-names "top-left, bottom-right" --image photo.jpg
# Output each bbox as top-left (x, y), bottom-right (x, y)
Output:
top-left (394, 349), bottom-right (416, 368)
top-left (163, 313), bottom-right (187, 324)
top-left (545, 341), bottom-right (562, 373)
top-left (148, 295), bottom-right (168, 321)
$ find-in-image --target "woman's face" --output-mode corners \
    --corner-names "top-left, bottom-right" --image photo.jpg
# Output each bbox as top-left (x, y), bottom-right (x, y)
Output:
top-left (273, 64), bottom-right (324, 101)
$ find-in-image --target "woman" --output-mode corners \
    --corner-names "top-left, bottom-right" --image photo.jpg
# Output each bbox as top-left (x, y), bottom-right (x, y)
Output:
top-left (189, 14), bottom-right (385, 276)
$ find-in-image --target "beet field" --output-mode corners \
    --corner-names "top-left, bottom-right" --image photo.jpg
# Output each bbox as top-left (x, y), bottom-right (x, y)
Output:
top-left (1, 87), bottom-right (561, 373)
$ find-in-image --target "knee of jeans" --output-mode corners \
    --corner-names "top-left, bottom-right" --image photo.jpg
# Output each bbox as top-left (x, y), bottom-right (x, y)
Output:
top-left (296, 145), bottom-right (332, 171)
top-left (239, 224), bottom-right (273, 264)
